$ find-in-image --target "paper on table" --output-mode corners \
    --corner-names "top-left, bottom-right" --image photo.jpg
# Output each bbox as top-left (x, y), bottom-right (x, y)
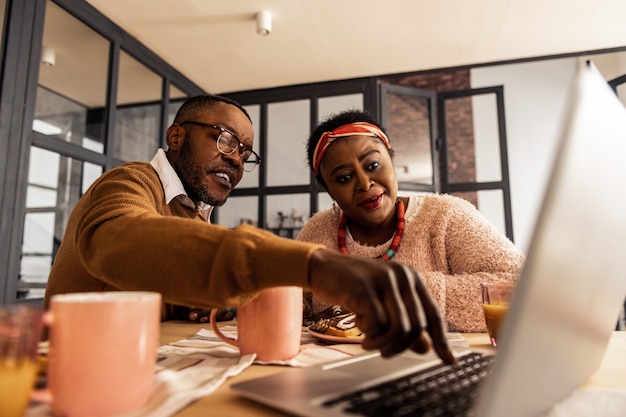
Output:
top-left (446, 332), bottom-right (471, 349)
top-left (166, 326), bottom-right (353, 366)
top-left (118, 352), bottom-right (254, 417)
top-left (25, 350), bottom-right (254, 417)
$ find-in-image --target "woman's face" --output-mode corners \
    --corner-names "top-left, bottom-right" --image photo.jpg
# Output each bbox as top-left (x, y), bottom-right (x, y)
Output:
top-left (319, 135), bottom-right (398, 227)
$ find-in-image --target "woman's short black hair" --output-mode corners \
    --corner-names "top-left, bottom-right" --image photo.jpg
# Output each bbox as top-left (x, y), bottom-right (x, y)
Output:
top-left (306, 109), bottom-right (392, 187)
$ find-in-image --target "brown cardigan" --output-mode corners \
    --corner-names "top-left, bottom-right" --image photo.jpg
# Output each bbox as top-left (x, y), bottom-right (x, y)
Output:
top-left (297, 194), bottom-right (525, 332)
top-left (44, 162), bottom-right (323, 318)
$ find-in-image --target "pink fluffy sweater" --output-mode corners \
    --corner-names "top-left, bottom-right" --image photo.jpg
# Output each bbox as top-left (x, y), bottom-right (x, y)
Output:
top-left (296, 194), bottom-right (525, 332)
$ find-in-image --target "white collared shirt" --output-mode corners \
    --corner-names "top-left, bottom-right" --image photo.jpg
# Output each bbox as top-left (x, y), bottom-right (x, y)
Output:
top-left (150, 149), bottom-right (213, 222)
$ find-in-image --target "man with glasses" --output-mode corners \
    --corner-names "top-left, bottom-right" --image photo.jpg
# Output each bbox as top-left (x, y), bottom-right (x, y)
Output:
top-left (43, 95), bottom-right (454, 362)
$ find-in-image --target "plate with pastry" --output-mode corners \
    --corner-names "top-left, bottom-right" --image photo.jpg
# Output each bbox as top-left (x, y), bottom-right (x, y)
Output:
top-left (307, 313), bottom-right (364, 344)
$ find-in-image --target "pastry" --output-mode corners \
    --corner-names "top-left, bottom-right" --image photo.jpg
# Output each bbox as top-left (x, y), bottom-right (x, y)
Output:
top-left (310, 313), bottom-right (362, 338)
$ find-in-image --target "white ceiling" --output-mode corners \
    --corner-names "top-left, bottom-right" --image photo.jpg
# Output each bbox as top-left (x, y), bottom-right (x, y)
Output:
top-left (83, 0), bottom-right (626, 95)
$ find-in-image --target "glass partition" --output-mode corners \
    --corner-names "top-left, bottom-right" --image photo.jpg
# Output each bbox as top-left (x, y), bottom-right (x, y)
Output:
top-left (113, 50), bottom-right (162, 162)
top-left (236, 104), bottom-right (260, 189)
top-left (445, 94), bottom-right (502, 184)
top-left (20, 147), bottom-right (102, 299)
top-left (216, 196), bottom-right (259, 229)
top-left (452, 189), bottom-right (506, 236)
top-left (380, 85), bottom-right (437, 190)
top-left (469, 93), bottom-right (502, 183)
top-left (37, 0), bottom-right (109, 151)
top-left (19, 1), bottom-right (112, 300)
top-left (267, 99), bottom-right (310, 186)
top-left (317, 192), bottom-right (334, 213)
top-left (267, 194), bottom-right (309, 239)
top-left (167, 84), bottom-right (187, 126)
top-left (318, 93), bottom-right (363, 122)
top-left (170, 84), bottom-right (187, 101)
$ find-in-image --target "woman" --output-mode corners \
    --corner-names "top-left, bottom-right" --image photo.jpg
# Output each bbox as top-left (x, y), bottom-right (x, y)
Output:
top-left (297, 109), bottom-right (524, 332)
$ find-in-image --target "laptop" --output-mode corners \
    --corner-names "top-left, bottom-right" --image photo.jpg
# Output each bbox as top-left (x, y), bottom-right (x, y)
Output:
top-left (230, 61), bottom-right (626, 417)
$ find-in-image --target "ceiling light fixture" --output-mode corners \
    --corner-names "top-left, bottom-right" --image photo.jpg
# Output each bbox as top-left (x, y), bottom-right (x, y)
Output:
top-left (41, 45), bottom-right (56, 66)
top-left (256, 11), bottom-right (272, 36)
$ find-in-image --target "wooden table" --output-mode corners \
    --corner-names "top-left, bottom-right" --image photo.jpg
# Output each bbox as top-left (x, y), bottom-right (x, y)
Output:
top-left (161, 321), bottom-right (626, 417)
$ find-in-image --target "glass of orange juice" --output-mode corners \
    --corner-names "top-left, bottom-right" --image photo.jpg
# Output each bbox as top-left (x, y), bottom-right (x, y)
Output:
top-left (0, 305), bottom-right (43, 417)
top-left (481, 283), bottom-right (515, 348)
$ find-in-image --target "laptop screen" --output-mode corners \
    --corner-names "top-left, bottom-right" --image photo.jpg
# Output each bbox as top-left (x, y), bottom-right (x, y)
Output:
top-left (476, 60), bottom-right (626, 417)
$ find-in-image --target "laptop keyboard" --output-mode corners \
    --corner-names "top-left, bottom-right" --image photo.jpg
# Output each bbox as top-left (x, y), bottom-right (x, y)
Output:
top-left (322, 352), bottom-right (495, 417)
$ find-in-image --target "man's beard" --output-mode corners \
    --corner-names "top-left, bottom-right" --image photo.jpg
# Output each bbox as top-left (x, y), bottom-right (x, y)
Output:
top-left (177, 139), bottom-right (229, 207)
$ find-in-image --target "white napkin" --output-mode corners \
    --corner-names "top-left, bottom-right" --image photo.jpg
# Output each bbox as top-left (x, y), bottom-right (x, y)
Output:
top-left (166, 326), bottom-right (354, 366)
top-left (25, 349), bottom-right (254, 417)
top-left (118, 352), bottom-right (254, 417)
top-left (446, 332), bottom-right (470, 349)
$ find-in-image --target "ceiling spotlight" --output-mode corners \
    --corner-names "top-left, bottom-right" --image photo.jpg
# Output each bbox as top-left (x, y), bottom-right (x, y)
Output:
top-left (256, 11), bottom-right (272, 36)
top-left (41, 45), bottom-right (56, 67)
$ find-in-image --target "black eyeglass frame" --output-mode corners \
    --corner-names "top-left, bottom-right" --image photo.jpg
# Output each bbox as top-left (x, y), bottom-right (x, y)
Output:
top-left (180, 121), bottom-right (261, 172)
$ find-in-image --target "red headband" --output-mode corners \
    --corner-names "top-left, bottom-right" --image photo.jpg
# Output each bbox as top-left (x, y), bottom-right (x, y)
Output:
top-left (312, 122), bottom-right (391, 174)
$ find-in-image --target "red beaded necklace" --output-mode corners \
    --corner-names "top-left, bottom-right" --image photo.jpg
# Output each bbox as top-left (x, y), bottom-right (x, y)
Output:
top-left (337, 200), bottom-right (405, 261)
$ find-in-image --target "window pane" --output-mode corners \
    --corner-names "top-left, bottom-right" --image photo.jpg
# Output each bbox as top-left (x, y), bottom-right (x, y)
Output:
top-left (113, 50), bottom-right (162, 162)
top-left (313, 93), bottom-right (362, 214)
top-left (266, 194), bottom-right (309, 239)
top-left (170, 84), bottom-right (187, 101)
top-left (20, 147), bottom-right (103, 299)
top-left (167, 83), bottom-right (188, 126)
top-left (267, 100), bottom-right (310, 186)
top-left (82, 162), bottom-right (103, 194)
top-left (445, 94), bottom-right (502, 184)
top-left (471, 93), bottom-right (502, 182)
top-left (38, 0), bottom-right (109, 151)
top-left (318, 94), bottom-right (363, 122)
top-left (20, 213), bottom-right (55, 299)
top-left (28, 146), bottom-right (59, 188)
top-left (216, 196), bottom-right (259, 229)
top-left (26, 185), bottom-right (57, 208)
top-left (452, 190), bottom-right (506, 236)
top-left (385, 92), bottom-right (433, 184)
top-left (238, 104), bottom-right (260, 188)
top-left (317, 192), bottom-right (334, 213)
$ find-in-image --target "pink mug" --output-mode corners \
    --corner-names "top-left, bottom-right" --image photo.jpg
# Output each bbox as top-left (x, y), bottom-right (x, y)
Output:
top-left (210, 286), bottom-right (303, 362)
top-left (41, 291), bottom-right (161, 417)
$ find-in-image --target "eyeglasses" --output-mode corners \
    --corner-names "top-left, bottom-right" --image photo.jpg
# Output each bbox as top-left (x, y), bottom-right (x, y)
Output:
top-left (180, 121), bottom-right (261, 172)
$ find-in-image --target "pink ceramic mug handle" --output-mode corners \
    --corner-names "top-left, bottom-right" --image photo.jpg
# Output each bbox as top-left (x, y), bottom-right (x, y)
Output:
top-left (209, 309), bottom-right (239, 348)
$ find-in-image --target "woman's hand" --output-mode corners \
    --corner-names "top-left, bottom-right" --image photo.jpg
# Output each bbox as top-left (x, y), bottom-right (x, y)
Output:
top-left (308, 249), bottom-right (455, 364)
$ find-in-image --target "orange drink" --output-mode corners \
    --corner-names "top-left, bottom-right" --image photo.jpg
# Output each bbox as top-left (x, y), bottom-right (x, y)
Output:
top-left (481, 303), bottom-right (509, 347)
top-left (480, 283), bottom-right (515, 347)
top-left (0, 358), bottom-right (39, 417)
top-left (0, 305), bottom-right (43, 417)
